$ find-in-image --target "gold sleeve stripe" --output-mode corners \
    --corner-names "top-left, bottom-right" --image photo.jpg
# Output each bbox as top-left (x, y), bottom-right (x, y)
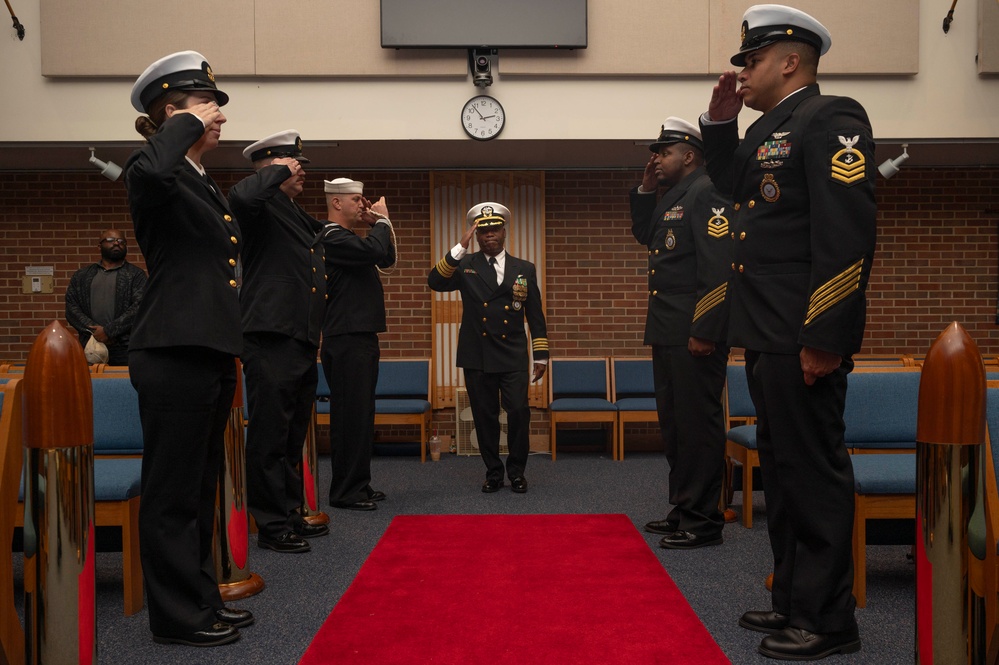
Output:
top-left (434, 257), bottom-right (456, 278)
top-left (532, 338), bottom-right (549, 351)
top-left (805, 259), bottom-right (863, 326)
top-left (692, 283), bottom-right (727, 323)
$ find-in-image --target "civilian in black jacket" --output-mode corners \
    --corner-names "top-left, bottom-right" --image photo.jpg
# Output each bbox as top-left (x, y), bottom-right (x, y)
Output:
top-left (65, 228), bottom-right (147, 365)
top-left (318, 178), bottom-right (396, 511)
top-left (125, 50), bottom-right (251, 648)
top-left (629, 117), bottom-right (731, 550)
top-left (428, 202), bottom-right (549, 493)
top-left (700, 5), bottom-right (875, 660)
top-left (229, 130), bottom-right (328, 553)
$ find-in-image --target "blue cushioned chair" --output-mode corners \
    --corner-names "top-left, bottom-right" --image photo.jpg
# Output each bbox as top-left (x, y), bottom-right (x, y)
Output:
top-left (612, 357), bottom-right (656, 461)
top-left (723, 360), bottom-right (759, 527)
top-left (844, 368), bottom-right (921, 453)
top-left (374, 359), bottom-right (433, 462)
top-left (548, 357), bottom-right (616, 461)
top-left (316, 361), bottom-right (331, 426)
top-left (850, 453), bottom-right (916, 607)
top-left (91, 376), bottom-right (144, 456)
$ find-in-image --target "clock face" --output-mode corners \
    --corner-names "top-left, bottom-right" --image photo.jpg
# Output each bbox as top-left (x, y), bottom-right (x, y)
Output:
top-left (461, 95), bottom-right (505, 141)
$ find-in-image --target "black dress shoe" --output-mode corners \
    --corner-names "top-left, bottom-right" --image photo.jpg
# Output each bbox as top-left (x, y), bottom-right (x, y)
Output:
top-left (659, 530), bottom-right (723, 550)
top-left (739, 610), bottom-right (790, 635)
top-left (216, 607), bottom-right (254, 628)
top-left (644, 518), bottom-right (678, 535)
top-left (366, 489), bottom-right (387, 502)
top-left (153, 622), bottom-right (239, 647)
top-left (510, 476), bottom-right (528, 493)
top-left (482, 479), bottom-right (504, 493)
top-left (258, 532), bottom-right (311, 553)
top-left (332, 500), bottom-right (377, 511)
top-left (294, 522), bottom-right (330, 538)
top-left (759, 626), bottom-right (861, 660)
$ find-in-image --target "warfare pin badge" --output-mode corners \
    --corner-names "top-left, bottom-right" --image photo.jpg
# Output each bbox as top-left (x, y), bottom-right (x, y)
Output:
top-left (760, 173), bottom-right (780, 203)
top-left (665, 229), bottom-right (677, 250)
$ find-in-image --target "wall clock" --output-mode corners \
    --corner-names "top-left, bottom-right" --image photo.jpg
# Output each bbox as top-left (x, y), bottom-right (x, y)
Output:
top-left (461, 95), bottom-right (505, 141)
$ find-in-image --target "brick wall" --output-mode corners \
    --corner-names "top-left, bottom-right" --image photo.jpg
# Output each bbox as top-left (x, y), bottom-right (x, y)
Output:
top-left (1, 167), bottom-right (997, 362)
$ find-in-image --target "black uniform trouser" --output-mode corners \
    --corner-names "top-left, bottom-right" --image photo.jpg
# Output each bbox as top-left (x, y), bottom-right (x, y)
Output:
top-left (745, 350), bottom-right (857, 634)
top-left (463, 367), bottom-right (531, 482)
top-left (129, 346), bottom-right (235, 637)
top-left (243, 332), bottom-right (317, 538)
top-left (321, 332), bottom-right (379, 505)
top-left (652, 343), bottom-right (729, 536)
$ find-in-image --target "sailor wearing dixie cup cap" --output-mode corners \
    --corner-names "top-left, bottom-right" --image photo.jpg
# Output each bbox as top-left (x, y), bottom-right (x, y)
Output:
top-left (124, 51), bottom-right (251, 648)
top-left (428, 202), bottom-right (549, 494)
top-left (318, 177), bottom-right (395, 511)
top-left (700, 5), bottom-right (875, 660)
top-left (631, 115), bottom-right (731, 551)
top-left (228, 130), bottom-right (327, 553)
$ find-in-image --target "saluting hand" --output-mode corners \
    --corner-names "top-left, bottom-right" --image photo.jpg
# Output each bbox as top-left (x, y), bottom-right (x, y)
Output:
top-left (707, 71), bottom-right (743, 122)
top-left (361, 196), bottom-right (390, 226)
top-left (641, 155), bottom-right (658, 192)
top-left (182, 101), bottom-right (225, 130)
top-left (459, 221), bottom-right (478, 249)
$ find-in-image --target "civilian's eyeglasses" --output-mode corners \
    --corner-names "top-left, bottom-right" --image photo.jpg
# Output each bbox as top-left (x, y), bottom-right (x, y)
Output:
top-left (102, 238), bottom-right (126, 245)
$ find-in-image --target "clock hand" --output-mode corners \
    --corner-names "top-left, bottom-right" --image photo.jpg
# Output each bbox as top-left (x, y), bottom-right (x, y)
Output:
top-left (473, 106), bottom-right (485, 120)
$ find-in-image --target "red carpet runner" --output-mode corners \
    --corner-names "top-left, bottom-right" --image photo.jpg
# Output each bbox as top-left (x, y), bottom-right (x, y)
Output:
top-left (300, 514), bottom-right (729, 664)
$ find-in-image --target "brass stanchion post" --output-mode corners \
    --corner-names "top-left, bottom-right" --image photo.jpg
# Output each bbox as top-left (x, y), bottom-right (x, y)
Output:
top-left (301, 405), bottom-right (329, 526)
top-left (22, 321), bottom-right (96, 664)
top-left (215, 359), bottom-right (265, 600)
top-left (916, 322), bottom-right (986, 664)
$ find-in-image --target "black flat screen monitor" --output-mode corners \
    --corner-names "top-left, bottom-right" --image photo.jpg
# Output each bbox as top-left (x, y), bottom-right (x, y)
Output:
top-left (381, 0), bottom-right (587, 49)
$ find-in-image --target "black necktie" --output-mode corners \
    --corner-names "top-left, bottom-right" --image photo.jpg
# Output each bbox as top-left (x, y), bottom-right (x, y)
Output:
top-left (486, 257), bottom-right (498, 285)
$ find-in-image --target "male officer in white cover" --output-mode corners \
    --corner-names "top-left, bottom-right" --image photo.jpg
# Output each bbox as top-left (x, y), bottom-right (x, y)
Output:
top-left (700, 4), bottom-right (876, 660)
top-left (428, 203), bottom-right (549, 493)
top-left (228, 130), bottom-right (328, 554)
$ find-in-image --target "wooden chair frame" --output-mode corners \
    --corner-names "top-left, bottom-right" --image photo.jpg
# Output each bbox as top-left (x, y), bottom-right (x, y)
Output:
top-left (548, 357), bottom-right (617, 461)
top-left (0, 379), bottom-right (24, 665)
top-left (611, 357), bottom-right (657, 462)
top-left (373, 359), bottom-right (434, 463)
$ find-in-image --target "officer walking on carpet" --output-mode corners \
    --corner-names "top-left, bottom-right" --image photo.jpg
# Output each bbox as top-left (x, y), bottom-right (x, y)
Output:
top-left (428, 202), bottom-right (549, 494)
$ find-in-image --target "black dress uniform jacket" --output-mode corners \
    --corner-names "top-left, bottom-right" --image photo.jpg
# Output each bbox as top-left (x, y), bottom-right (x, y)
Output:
top-left (701, 85), bottom-right (876, 356)
top-left (124, 111), bottom-right (241, 638)
top-left (630, 167), bottom-right (732, 346)
top-left (320, 222), bottom-right (395, 335)
top-left (428, 250), bottom-right (549, 371)
top-left (229, 164), bottom-right (326, 345)
top-left (126, 113), bottom-right (242, 355)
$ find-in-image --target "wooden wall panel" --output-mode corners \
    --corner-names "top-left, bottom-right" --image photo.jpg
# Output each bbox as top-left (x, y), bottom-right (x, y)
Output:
top-left (502, 1), bottom-right (708, 76)
top-left (980, 0), bottom-right (999, 74)
top-left (709, 0), bottom-right (919, 75)
top-left (254, 0), bottom-right (465, 77)
top-left (40, 0), bottom-right (256, 76)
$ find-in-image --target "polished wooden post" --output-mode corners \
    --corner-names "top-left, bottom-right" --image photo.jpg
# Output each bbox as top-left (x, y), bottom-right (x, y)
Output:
top-left (916, 322), bottom-right (986, 664)
top-left (22, 321), bottom-right (96, 665)
top-left (215, 359), bottom-right (265, 600)
top-left (301, 405), bottom-right (329, 526)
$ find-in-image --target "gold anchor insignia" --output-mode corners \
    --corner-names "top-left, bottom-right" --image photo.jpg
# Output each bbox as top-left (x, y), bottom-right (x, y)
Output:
top-left (296, 137), bottom-right (303, 151)
top-left (707, 207), bottom-right (729, 238)
top-left (760, 173), bottom-right (780, 202)
top-left (205, 64), bottom-right (215, 82)
top-left (831, 135), bottom-right (867, 185)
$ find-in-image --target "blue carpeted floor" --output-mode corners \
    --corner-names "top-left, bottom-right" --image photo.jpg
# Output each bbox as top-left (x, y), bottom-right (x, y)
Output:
top-left (12, 451), bottom-right (914, 664)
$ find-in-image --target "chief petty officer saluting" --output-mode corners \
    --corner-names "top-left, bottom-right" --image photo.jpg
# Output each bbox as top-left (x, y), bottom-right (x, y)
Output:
top-left (428, 203), bottom-right (549, 493)
top-left (125, 50), bottom-right (252, 647)
top-left (700, 4), bottom-right (876, 660)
